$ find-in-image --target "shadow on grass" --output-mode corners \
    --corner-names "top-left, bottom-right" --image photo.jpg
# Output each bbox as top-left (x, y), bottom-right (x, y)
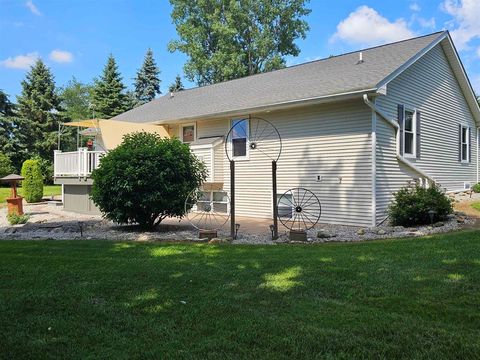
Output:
top-left (1, 231), bottom-right (480, 358)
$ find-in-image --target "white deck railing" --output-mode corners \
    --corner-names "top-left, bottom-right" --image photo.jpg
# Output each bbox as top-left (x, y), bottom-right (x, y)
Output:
top-left (54, 148), bottom-right (105, 177)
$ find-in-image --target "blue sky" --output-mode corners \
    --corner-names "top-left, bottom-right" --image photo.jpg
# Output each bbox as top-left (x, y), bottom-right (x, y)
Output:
top-left (1, 0), bottom-right (479, 100)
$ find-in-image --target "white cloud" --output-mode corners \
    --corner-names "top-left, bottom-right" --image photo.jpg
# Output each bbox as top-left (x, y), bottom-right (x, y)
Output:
top-left (441, 0), bottom-right (480, 51)
top-left (418, 17), bottom-right (436, 29)
top-left (25, 0), bottom-right (41, 16)
top-left (472, 75), bottom-right (480, 94)
top-left (330, 6), bottom-right (415, 46)
top-left (49, 50), bottom-right (73, 63)
top-left (0, 52), bottom-right (39, 69)
top-left (410, 2), bottom-right (421, 12)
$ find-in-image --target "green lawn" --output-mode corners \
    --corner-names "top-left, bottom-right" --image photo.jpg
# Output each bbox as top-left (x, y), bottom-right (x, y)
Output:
top-left (471, 202), bottom-right (480, 212)
top-left (1, 232), bottom-right (479, 359)
top-left (0, 185), bottom-right (61, 204)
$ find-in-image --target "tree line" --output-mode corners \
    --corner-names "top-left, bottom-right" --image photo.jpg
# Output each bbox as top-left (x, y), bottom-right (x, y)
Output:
top-left (1, 0), bottom-right (312, 181)
top-left (0, 50), bottom-right (185, 179)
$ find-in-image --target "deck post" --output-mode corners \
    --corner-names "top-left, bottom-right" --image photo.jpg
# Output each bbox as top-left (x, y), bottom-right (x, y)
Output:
top-left (230, 160), bottom-right (235, 239)
top-left (272, 161), bottom-right (278, 240)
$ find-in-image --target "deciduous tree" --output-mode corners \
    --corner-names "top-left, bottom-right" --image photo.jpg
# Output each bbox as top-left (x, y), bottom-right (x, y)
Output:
top-left (168, 0), bottom-right (311, 85)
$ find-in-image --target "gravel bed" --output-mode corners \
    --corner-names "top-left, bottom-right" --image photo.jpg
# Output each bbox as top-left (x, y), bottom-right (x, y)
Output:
top-left (0, 202), bottom-right (476, 244)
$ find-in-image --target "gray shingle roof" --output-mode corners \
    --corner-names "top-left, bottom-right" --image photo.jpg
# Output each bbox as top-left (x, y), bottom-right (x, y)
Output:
top-left (114, 32), bottom-right (444, 124)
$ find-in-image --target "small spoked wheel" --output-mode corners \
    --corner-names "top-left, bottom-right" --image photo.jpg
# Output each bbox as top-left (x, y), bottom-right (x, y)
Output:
top-left (185, 188), bottom-right (231, 230)
top-left (277, 188), bottom-right (321, 231)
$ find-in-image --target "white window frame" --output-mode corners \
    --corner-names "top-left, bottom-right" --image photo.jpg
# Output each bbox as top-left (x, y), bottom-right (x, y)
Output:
top-left (460, 125), bottom-right (469, 163)
top-left (403, 108), bottom-right (417, 158)
top-left (229, 118), bottom-right (250, 161)
top-left (180, 123), bottom-right (196, 144)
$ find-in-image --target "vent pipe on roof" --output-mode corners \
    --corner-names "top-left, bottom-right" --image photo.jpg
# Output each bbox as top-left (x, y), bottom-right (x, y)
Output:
top-left (357, 52), bottom-right (364, 64)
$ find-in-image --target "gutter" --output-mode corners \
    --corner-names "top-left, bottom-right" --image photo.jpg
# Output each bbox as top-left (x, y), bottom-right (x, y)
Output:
top-left (363, 94), bottom-right (435, 183)
top-left (150, 88), bottom-right (378, 125)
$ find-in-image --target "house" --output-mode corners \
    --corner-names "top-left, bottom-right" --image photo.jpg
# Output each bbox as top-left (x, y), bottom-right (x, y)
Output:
top-left (54, 31), bottom-right (480, 227)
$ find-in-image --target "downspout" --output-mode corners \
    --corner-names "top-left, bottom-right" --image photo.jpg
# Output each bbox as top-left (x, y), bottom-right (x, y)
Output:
top-left (363, 94), bottom-right (435, 183)
top-left (477, 127), bottom-right (479, 184)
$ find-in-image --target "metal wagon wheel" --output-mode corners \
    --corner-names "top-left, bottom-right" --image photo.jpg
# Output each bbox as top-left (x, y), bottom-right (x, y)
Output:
top-left (185, 188), bottom-right (231, 230)
top-left (277, 188), bottom-right (321, 231)
top-left (225, 117), bottom-right (282, 162)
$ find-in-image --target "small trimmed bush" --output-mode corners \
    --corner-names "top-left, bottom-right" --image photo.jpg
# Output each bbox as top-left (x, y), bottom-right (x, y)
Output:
top-left (21, 159), bottom-right (44, 203)
top-left (7, 213), bottom-right (30, 225)
top-left (91, 132), bottom-right (207, 229)
top-left (389, 183), bottom-right (453, 226)
top-left (32, 156), bottom-right (54, 184)
top-left (472, 183), bottom-right (480, 193)
top-left (0, 152), bottom-right (14, 179)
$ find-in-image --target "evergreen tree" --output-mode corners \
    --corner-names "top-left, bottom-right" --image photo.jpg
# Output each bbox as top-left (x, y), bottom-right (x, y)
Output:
top-left (0, 90), bottom-right (15, 116)
top-left (134, 49), bottom-right (161, 104)
top-left (91, 55), bottom-right (129, 118)
top-left (168, 74), bottom-right (185, 93)
top-left (16, 59), bottom-right (63, 162)
top-left (0, 90), bottom-right (29, 171)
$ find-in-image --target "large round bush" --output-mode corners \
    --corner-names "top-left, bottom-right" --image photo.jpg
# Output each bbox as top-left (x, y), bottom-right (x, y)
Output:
top-left (91, 132), bottom-right (207, 229)
top-left (21, 159), bottom-right (44, 203)
top-left (388, 183), bottom-right (453, 226)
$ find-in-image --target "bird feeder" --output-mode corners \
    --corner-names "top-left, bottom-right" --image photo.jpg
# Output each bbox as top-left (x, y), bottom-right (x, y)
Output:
top-left (0, 174), bottom-right (25, 216)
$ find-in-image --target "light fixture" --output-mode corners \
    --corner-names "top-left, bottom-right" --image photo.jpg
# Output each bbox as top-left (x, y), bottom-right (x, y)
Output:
top-left (428, 209), bottom-right (437, 224)
top-left (269, 224), bottom-right (274, 239)
top-left (235, 223), bottom-right (240, 239)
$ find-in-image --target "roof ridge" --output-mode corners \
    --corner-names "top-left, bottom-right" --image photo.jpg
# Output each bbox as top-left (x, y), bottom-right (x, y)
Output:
top-left (162, 31), bottom-right (445, 97)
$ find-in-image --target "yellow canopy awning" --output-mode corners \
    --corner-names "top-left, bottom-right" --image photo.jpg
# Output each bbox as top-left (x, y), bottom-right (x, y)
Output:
top-left (98, 120), bottom-right (170, 150)
top-left (62, 119), bottom-right (102, 128)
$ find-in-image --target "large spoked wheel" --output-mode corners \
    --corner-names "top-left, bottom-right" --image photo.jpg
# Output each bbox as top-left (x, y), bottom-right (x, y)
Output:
top-left (185, 188), bottom-right (231, 230)
top-left (277, 188), bottom-right (321, 231)
top-left (225, 117), bottom-right (282, 162)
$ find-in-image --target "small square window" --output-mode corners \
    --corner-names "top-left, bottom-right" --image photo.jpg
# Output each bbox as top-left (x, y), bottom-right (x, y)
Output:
top-left (277, 194), bottom-right (293, 219)
top-left (182, 125), bottom-right (195, 143)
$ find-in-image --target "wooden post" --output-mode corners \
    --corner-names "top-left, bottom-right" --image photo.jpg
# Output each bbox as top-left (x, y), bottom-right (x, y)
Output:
top-left (230, 160), bottom-right (235, 239)
top-left (272, 161), bottom-right (278, 240)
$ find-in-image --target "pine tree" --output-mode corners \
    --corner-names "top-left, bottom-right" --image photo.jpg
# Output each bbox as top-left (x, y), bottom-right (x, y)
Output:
top-left (0, 90), bottom-right (29, 171)
top-left (168, 74), bottom-right (185, 93)
top-left (91, 55), bottom-right (129, 118)
top-left (0, 90), bottom-right (15, 116)
top-left (134, 49), bottom-right (161, 105)
top-left (16, 59), bottom-right (63, 162)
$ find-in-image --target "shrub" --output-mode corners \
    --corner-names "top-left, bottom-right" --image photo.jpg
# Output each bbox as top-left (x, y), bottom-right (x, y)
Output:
top-left (472, 183), bottom-right (480, 193)
top-left (7, 213), bottom-right (30, 225)
top-left (31, 156), bottom-right (54, 184)
top-left (91, 132), bottom-right (207, 229)
top-left (388, 183), bottom-right (453, 226)
top-left (0, 152), bottom-right (14, 179)
top-left (21, 159), bottom-right (44, 203)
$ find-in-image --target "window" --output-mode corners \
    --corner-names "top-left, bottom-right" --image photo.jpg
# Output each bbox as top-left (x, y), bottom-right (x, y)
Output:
top-left (460, 125), bottom-right (469, 162)
top-left (195, 191), bottom-right (229, 213)
top-left (181, 124), bottom-right (195, 143)
top-left (231, 119), bottom-right (249, 158)
top-left (277, 193), bottom-right (293, 219)
top-left (404, 109), bottom-right (415, 156)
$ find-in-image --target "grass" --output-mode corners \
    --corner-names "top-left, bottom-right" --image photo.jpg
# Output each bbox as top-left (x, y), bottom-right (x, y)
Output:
top-left (471, 201), bottom-right (480, 212)
top-left (0, 185), bottom-right (61, 204)
top-left (1, 232), bottom-right (480, 359)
